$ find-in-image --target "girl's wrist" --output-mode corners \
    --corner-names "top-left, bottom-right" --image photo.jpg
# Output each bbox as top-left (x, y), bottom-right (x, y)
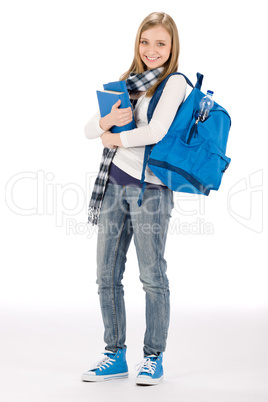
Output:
top-left (99, 114), bottom-right (113, 132)
top-left (107, 132), bottom-right (123, 147)
top-left (112, 133), bottom-right (123, 147)
top-left (100, 132), bottom-right (123, 148)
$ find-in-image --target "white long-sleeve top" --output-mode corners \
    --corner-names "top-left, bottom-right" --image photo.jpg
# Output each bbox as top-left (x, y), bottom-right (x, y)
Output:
top-left (84, 74), bottom-right (187, 185)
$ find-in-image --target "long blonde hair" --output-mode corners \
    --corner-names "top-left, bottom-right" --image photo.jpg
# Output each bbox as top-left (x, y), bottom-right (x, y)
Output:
top-left (120, 12), bottom-right (180, 97)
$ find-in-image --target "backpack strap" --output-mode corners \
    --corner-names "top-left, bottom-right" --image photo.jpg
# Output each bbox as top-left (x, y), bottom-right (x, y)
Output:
top-left (195, 72), bottom-right (203, 90)
top-left (137, 144), bottom-right (151, 206)
top-left (137, 72), bottom-right (203, 206)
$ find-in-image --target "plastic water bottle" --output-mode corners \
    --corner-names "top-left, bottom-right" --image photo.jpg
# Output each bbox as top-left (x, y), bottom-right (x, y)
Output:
top-left (198, 90), bottom-right (214, 122)
top-left (187, 90), bottom-right (215, 144)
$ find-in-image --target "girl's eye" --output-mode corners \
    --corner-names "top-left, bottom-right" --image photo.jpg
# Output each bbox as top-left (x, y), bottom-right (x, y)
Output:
top-left (140, 40), bottom-right (147, 45)
top-left (158, 43), bottom-right (165, 46)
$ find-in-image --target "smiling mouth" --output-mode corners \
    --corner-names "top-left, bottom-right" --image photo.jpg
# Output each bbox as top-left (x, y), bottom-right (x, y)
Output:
top-left (145, 56), bottom-right (160, 62)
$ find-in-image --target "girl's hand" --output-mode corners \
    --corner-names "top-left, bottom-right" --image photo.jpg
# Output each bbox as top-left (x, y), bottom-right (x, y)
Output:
top-left (110, 100), bottom-right (133, 127)
top-left (101, 131), bottom-right (123, 149)
top-left (99, 100), bottom-right (133, 131)
top-left (101, 132), bottom-right (116, 149)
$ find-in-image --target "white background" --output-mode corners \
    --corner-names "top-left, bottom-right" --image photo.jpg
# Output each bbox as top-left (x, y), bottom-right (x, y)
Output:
top-left (1, 1), bottom-right (267, 401)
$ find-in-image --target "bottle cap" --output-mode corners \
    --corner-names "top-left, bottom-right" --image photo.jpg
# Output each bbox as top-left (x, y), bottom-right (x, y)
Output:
top-left (207, 90), bottom-right (214, 96)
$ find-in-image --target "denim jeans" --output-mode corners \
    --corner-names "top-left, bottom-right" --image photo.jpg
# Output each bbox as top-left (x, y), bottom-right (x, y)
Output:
top-left (96, 183), bottom-right (173, 357)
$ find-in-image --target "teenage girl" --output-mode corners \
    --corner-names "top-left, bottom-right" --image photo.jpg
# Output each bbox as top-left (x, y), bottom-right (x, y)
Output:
top-left (82, 12), bottom-right (186, 385)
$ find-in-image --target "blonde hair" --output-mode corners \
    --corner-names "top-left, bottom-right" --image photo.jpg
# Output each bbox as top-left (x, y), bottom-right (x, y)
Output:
top-left (120, 12), bottom-right (180, 97)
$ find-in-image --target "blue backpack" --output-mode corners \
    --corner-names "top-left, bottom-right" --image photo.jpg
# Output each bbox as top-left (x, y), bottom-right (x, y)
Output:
top-left (138, 72), bottom-right (231, 205)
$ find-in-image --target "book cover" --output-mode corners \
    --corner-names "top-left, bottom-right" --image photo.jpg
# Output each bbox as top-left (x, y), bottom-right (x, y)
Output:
top-left (96, 80), bottom-right (136, 133)
top-left (103, 80), bottom-right (128, 93)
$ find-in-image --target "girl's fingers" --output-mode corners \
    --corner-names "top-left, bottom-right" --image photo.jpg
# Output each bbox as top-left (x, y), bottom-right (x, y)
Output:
top-left (120, 107), bottom-right (132, 115)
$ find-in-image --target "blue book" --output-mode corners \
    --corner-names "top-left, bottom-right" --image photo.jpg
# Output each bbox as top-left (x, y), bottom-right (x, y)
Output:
top-left (96, 80), bottom-right (136, 133)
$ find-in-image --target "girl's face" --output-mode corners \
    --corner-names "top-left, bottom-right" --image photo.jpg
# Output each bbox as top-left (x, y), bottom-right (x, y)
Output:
top-left (139, 25), bottom-right (172, 70)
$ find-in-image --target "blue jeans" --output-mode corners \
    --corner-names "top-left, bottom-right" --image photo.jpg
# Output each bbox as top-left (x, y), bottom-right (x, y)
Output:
top-left (96, 183), bottom-right (173, 357)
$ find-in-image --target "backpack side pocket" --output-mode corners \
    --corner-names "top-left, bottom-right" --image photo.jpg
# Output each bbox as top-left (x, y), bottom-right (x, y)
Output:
top-left (190, 140), bottom-right (231, 190)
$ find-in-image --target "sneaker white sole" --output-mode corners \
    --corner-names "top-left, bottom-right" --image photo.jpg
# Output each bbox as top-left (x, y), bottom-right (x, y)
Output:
top-left (136, 375), bottom-right (164, 385)
top-left (81, 372), bottom-right (129, 382)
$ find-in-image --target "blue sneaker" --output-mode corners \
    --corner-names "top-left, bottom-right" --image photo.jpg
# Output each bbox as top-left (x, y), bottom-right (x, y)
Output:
top-left (135, 353), bottom-right (164, 385)
top-left (81, 349), bottom-right (128, 382)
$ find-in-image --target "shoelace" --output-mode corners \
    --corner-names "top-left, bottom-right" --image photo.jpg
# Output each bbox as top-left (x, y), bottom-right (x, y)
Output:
top-left (135, 357), bottom-right (157, 375)
top-left (91, 354), bottom-right (116, 371)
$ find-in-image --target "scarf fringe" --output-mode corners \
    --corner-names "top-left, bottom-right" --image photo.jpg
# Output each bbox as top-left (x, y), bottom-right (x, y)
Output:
top-left (88, 206), bottom-right (101, 226)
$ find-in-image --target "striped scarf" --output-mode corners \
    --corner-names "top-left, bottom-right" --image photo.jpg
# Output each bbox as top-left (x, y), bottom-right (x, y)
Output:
top-left (88, 67), bottom-right (164, 226)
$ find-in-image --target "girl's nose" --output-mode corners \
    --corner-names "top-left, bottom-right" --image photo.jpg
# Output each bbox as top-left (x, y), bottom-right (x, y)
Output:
top-left (147, 45), bottom-right (157, 55)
